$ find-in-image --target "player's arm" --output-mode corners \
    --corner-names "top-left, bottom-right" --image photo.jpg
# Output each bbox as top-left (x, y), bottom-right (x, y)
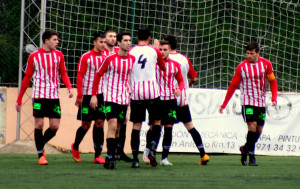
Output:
top-left (75, 55), bottom-right (88, 106)
top-left (189, 78), bottom-right (197, 86)
top-left (266, 62), bottom-right (278, 106)
top-left (187, 57), bottom-right (198, 87)
top-left (219, 66), bottom-right (242, 113)
top-left (151, 39), bottom-right (160, 49)
top-left (90, 58), bottom-right (109, 110)
top-left (59, 53), bottom-right (73, 98)
top-left (155, 48), bottom-right (166, 71)
top-left (174, 63), bottom-right (185, 97)
top-left (91, 57), bottom-right (109, 96)
top-left (16, 55), bottom-right (35, 111)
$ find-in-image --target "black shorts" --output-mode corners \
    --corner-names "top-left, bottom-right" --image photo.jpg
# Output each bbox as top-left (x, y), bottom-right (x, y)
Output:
top-left (130, 97), bottom-right (161, 123)
top-left (105, 101), bottom-right (128, 123)
top-left (176, 105), bottom-right (192, 124)
top-left (242, 105), bottom-right (266, 126)
top-left (160, 99), bottom-right (178, 125)
top-left (32, 99), bottom-right (61, 118)
top-left (77, 94), bottom-right (106, 121)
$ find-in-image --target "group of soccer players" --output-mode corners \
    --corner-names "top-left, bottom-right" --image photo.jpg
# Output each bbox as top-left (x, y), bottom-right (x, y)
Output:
top-left (16, 28), bottom-right (277, 168)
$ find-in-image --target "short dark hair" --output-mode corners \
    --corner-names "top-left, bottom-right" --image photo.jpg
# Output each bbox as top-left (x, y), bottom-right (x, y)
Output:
top-left (104, 29), bottom-right (117, 36)
top-left (42, 30), bottom-right (59, 44)
top-left (93, 31), bottom-right (105, 41)
top-left (117, 31), bottom-right (131, 42)
top-left (162, 34), bottom-right (177, 50)
top-left (246, 41), bottom-right (260, 52)
top-left (159, 40), bottom-right (171, 46)
top-left (137, 28), bottom-right (151, 41)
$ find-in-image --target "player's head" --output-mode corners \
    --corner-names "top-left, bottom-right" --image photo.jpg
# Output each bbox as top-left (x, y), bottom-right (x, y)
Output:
top-left (137, 28), bottom-right (151, 42)
top-left (104, 29), bottom-right (117, 47)
top-left (93, 31), bottom-right (106, 52)
top-left (246, 41), bottom-right (260, 52)
top-left (42, 30), bottom-right (59, 50)
top-left (159, 40), bottom-right (171, 60)
top-left (117, 31), bottom-right (132, 52)
top-left (163, 34), bottom-right (177, 50)
top-left (246, 42), bottom-right (260, 63)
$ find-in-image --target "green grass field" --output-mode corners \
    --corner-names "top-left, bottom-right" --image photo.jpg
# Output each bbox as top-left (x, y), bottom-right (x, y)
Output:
top-left (0, 153), bottom-right (299, 189)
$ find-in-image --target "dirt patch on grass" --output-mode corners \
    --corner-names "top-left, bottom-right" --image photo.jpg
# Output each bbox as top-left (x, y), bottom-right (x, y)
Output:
top-left (0, 140), bottom-right (65, 154)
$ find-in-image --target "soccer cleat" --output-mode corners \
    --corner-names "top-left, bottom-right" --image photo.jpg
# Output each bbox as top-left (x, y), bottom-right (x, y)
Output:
top-left (71, 143), bottom-right (81, 163)
top-left (103, 157), bottom-right (116, 170)
top-left (43, 149), bottom-right (46, 157)
top-left (249, 156), bottom-right (258, 166)
top-left (132, 160), bottom-right (140, 168)
top-left (117, 153), bottom-right (133, 162)
top-left (240, 146), bottom-right (247, 166)
top-left (198, 154), bottom-right (210, 165)
top-left (248, 160), bottom-right (258, 166)
top-left (148, 150), bottom-right (157, 167)
top-left (38, 155), bottom-right (48, 165)
top-left (160, 158), bottom-right (173, 166)
top-left (93, 155), bottom-right (105, 164)
top-left (143, 148), bottom-right (150, 164)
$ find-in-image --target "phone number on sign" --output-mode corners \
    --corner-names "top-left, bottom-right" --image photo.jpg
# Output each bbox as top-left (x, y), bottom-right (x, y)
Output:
top-left (256, 143), bottom-right (300, 152)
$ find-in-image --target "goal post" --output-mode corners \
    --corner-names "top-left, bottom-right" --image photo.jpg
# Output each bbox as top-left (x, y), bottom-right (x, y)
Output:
top-left (42, 0), bottom-right (299, 91)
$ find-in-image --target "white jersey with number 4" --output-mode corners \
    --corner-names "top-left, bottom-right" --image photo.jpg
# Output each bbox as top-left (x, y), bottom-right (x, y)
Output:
top-left (129, 45), bottom-right (165, 100)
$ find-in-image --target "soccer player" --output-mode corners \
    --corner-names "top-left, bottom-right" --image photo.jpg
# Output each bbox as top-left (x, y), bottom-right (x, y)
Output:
top-left (155, 40), bottom-right (185, 166)
top-left (128, 28), bottom-right (165, 168)
top-left (90, 31), bottom-right (135, 169)
top-left (71, 32), bottom-right (106, 164)
top-left (102, 29), bottom-right (119, 56)
top-left (16, 30), bottom-right (73, 165)
top-left (162, 34), bottom-right (210, 165)
top-left (103, 29), bottom-right (131, 162)
top-left (219, 41), bottom-right (278, 166)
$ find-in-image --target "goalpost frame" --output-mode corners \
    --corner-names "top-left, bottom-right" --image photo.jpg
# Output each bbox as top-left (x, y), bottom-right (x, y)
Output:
top-left (17, 0), bottom-right (47, 140)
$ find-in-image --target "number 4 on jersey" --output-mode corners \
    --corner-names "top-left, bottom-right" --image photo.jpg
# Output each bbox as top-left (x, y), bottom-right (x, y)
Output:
top-left (138, 54), bottom-right (147, 69)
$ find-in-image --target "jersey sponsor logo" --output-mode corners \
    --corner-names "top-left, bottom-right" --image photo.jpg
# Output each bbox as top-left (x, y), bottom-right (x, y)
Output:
top-left (245, 108), bottom-right (254, 115)
top-left (33, 103), bottom-right (41, 110)
top-left (82, 107), bottom-right (89, 114)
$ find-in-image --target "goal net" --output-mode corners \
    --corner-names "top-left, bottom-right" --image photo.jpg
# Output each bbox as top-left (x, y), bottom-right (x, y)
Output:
top-left (23, 0), bottom-right (300, 91)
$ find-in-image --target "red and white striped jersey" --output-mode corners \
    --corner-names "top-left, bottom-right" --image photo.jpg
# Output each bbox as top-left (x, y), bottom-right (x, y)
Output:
top-left (156, 58), bottom-right (185, 100)
top-left (230, 57), bottom-right (274, 107)
top-left (169, 52), bottom-right (197, 106)
top-left (92, 53), bottom-right (135, 105)
top-left (129, 45), bottom-right (165, 100)
top-left (102, 47), bottom-right (119, 56)
top-left (77, 49), bottom-right (106, 98)
top-left (21, 48), bottom-right (71, 100)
